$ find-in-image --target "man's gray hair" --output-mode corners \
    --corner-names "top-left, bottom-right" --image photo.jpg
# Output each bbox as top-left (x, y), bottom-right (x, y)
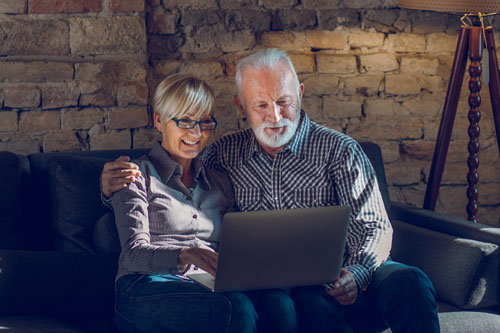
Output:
top-left (235, 48), bottom-right (301, 100)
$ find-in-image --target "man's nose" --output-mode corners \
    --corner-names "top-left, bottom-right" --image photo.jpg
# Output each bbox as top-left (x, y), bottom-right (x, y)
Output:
top-left (267, 103), bottom-right (282, 123)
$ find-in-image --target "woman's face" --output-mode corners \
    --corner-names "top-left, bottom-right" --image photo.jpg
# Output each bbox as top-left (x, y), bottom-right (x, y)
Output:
top-left (154, 113), bottom-right (212, 166)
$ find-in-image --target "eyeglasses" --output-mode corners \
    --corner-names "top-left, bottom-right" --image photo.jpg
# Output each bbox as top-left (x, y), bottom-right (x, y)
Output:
top-left (171, 117), bottom-right (218, 130)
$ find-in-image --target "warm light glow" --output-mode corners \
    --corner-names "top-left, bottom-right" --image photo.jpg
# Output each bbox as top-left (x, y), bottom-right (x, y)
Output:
top-left (398, 0), bottom-right (500, 13)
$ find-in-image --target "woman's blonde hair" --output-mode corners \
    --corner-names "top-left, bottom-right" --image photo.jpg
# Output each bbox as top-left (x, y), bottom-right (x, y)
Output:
top-left (153, 73), bottom-right (215, 122)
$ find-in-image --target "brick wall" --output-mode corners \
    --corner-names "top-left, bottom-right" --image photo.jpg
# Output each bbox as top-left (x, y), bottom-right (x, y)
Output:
top-left (0, 0), bottom-right (498, 225)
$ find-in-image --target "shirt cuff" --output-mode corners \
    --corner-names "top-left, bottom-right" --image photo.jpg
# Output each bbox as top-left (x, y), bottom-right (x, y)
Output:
top-left (101, 191), bottom-right (113, 210)
top-left (345, 264), bottom-right (371, 292)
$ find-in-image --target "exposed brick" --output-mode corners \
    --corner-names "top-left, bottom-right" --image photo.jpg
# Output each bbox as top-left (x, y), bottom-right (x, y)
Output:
top-left (0, 62), bottom-right (73, 83)
top-left (149, 7), bottom-right (178, 34)
top-left (345, 0), bottom-right (398, 9)
top-left (0, 111), bottom-right (18, 131)
top-left (300, 74), bottom-right (340, 96)
top-left (317, 9), bottom-right (360, 30)
top-left (259, 31), bottom-right (308, 52)
top-left (272, 8), bottom-right (316, 30)
top-left (219, 0), bottom-right (257, 9)
top-left (478, 183), bottom-right (500, 206)
top-left (359, 53), bottom-right (398, 73)
top-left (362, 9), bottom-right (400, 29)
top-left (42, 82), bottom-right (80, 109)
top-left (90, 130), bottom-right (131, 150)
top-left (19, 111), bottom-right (60, 132)
top-left (385, 74), bottom-right (421, 95)
top-left (306, 30), bottom-right (348, 51)
top-left (348, 116), bottom-right (423, 140)
top-left (70, 16), bottom-right (146, 55)
top-left (0, 133), bottom-right (41, 154)
top-left (109, 106), bottom-right (149, 129)
top-left (289, 53), bottom-right (315, 73)
top-left (417, 75), bottom-right (445, 93)
top-left (75, 62), bottom-right (147, 82)
top-left (402, 93), bottom-right (443, 120)
top-left (110, 0), bottom-right (144, 12)
top-left (302, 0), bottom-right (340, 9)
top-left (317, 55), bottom-right (357, 74)
top-left (410, 11), bottom-right (452, 34)
top-left (43, 131), bottom-right (81, 152)
top-left (181, 26), bottom-right (219, 54)
top-left (323, 96), bottom-right (363, 119)
top-left (377, 141), bottom-right (400, 163)
top-left (226, 10), bottom-right (272, 32)
top-left (301, 97), bottom-right (323, 122)
top-left (29, 0), bottom-right (101, 13)
top-left (342, 74), bottom-right (383, 96)
top-left (426, 33), bottom-right (457, 54)
top-left (387, 33), bottom-right (426, 53)
top-left (259, 0), bottom-right (298, 9)
top-left (61, 108), bottom-right (105, 130)
top-left (349, 31), bottom-right (385, 49)
top-left (117, 83), bottom-right (149, 107)
top-left (0, 20), bottom-right (70, 56)
top-left (0, 0), bottom-right (26, 13)
top-left (400, 140), bottom-right (434, 160)
top-left (155, 61), bottom-right (224, 80)
top-left (363, 98), bottom-right (402, 117)
top-left (79, 82), bottom-right (115, 107)
top-left (391, 184), bottom-right (426, 207)
top-left (133, 127), bottom-right (162, 149)
top-left (400, 56), bottom-right (439, 75)
top-left (218, 30), bottom-right (255, 53)
top-left (161, 0), bottom-right (217, 9)
top-left (207, 77), bottom-right (236, 104)
top-left (4, 86), bottom-right (40, 108)
top-left (180, 10), bottom-right (221, 27)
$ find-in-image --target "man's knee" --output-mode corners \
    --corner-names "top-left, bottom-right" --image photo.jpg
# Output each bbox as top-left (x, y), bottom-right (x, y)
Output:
top-left (376, 264), bottom-right (436, 302)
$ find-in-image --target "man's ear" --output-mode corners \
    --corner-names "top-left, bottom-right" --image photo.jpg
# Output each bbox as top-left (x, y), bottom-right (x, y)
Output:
top-left (153, 113), bottom-right (162, 131)
top-left (299, 83), bottom-right (304, 100)
top-left (234, 95), bottom-right (246, 118)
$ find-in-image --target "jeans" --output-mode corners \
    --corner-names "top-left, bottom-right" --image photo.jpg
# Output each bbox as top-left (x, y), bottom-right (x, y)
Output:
top-left (114, 274), bottom-right (298, 333)
top-left (291, 260), bottom-right (440, 333)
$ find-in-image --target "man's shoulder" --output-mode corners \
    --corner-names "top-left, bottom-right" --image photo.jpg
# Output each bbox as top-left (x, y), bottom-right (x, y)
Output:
top-left (307, 121), bottom-right (359, 153)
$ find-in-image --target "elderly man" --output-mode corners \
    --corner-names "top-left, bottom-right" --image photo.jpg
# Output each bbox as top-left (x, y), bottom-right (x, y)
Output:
top-left (101, 48), bottom-right (439, 332)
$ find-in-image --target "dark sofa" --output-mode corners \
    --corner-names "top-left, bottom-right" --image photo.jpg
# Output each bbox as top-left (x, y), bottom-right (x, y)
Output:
top-left (0, 142), bottom-right (499, 332)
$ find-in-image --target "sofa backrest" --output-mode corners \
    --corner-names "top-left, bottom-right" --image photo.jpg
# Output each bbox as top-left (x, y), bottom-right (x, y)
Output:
top-left (1, 141), bottom-right (390, 253)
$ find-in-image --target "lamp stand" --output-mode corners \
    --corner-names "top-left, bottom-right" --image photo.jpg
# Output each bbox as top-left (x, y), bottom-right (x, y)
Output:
top-left (423, 25), bottom-right (500, 222)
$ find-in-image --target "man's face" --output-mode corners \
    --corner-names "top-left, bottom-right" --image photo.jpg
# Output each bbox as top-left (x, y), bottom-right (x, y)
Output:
top-left (236, 62), bottom-right (304, 154)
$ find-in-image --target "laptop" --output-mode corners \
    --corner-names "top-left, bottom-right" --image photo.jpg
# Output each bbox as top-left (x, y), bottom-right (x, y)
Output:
top-left (187, 205), bottom-right (351, 293)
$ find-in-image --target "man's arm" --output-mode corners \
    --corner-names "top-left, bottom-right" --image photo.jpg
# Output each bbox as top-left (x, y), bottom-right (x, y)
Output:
top-left (100, 156), bottom-right (141, 198)
top-left (332, 141), bottom-right (393, 293)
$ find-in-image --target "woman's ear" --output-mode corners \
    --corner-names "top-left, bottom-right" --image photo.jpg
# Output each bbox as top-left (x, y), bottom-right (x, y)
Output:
top-left (153, 113), bottom-right (162, 131)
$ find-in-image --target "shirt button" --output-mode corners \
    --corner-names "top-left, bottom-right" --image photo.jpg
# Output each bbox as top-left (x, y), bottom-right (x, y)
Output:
top-left (274, 197), bottom-right (278, 201)
top-left (193, 214), bottom-right (198, 219)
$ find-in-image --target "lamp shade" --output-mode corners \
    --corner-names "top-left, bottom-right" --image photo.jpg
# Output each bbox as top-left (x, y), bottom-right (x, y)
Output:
top-left (398, 0), bottom-right (500, 13)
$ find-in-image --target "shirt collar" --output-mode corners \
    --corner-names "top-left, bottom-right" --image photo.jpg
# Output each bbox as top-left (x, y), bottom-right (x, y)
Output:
top-left (243, 110), bottom-right (310, 160)
top-left (149, 141), bottom-right (211, 190)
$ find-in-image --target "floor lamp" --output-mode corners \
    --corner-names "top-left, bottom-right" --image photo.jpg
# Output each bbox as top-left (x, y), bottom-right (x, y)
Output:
top-left (399, 1), bottom-right (500, 222)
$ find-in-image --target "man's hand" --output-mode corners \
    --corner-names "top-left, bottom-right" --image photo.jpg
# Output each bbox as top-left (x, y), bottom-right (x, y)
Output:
top-left (326, 269), bottom-right (359, 305)
top-left (178, 247), bottom-right (218, 277)
top-left (100, 156), bottom-right (141, 198)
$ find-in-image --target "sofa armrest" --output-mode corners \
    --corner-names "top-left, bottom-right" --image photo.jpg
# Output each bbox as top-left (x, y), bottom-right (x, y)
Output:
top-left (391, 219), bottom-right (500, 309)
top-left (390, 201), bottom-right (500, 246)
top-left (0, 250), bottom-right (118, 317)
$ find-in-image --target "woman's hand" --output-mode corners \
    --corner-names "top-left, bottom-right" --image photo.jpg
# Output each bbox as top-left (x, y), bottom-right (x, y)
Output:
top-left (178, 247), bottom-right (218, 277)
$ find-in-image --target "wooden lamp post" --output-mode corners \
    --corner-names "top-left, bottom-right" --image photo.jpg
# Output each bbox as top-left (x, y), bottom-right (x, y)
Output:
top-left (399, 0), bottom-right (500, 222)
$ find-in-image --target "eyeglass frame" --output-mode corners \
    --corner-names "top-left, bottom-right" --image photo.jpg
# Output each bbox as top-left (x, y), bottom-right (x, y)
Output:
top-left (171, 117), bottom-right (218, 130)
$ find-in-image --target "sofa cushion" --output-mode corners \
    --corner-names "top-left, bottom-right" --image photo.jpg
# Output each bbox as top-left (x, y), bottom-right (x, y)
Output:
top-left (47, 155), bottom-right (109, 253)
top-left (94, 212), bottom-right (121, 255)
top-left (392, 219), bottom-right (500, 309)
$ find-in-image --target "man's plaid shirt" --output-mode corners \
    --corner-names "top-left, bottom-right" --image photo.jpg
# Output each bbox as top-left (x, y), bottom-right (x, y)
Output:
top-left (202, 110), bottom-right (392, 291)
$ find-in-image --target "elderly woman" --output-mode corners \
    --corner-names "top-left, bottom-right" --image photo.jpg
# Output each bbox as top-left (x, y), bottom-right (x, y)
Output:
top-left (112, 74), bottom-right (297, 333)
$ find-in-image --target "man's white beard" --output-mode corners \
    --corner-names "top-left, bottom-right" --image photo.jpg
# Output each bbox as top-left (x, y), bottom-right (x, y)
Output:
top-left (251, 107), bottom-right (300, 148)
